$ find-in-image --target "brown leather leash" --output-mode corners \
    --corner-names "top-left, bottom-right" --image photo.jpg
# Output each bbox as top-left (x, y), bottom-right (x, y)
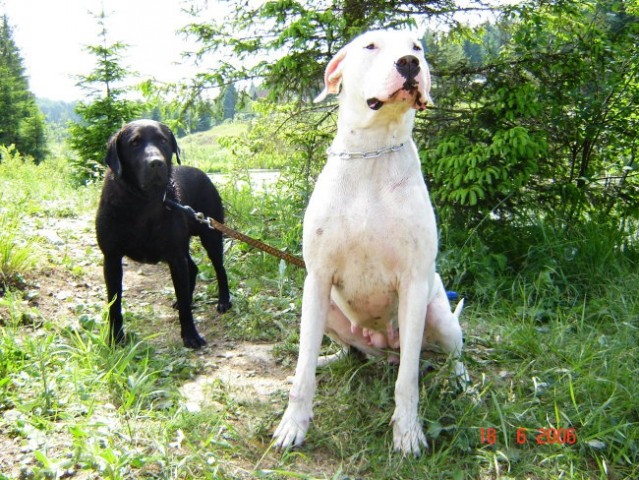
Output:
top-left (164, 198), bottom-right (306, 269)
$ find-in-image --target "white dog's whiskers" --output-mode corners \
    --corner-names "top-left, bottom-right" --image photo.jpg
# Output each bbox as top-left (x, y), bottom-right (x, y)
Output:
top-left (327, 143), bottom-right (405, 160)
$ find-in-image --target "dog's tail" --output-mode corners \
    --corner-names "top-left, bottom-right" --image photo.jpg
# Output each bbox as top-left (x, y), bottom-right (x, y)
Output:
top-left (453, 298), bottom-right (464, 318)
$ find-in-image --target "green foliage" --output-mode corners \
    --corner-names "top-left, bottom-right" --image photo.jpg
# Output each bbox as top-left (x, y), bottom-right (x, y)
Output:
top-left (0, 206), bottom-right (34, 293)
top-left (229, 100), bottom-right (331, 182)
top-left (67, 10), bottom-right (140, 184)
top-left (221, 83), bottom-right (238, 121)
top-left (182, 0), bottom-right (485, 101)
top-left (175, 123), bottom-right (244, 172)
top-left (68, 97), bottom-right (140, 183)
top-left (422, 0), bottom-right (639, 227)
top-left (430, 125), bottom-right (545, 207)
top-left (0, 15), bottom-right (47, 163)
top-left (0, 147), bottom-right (36, 292)
top-left (412, 0), bottom-right (639, 302)
top-left (37, 98), bottom-right (79, 125)
top-left (137, 79), bottom-right (230, 137)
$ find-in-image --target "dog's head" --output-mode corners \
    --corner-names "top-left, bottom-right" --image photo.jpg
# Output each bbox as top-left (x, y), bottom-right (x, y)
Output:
top-left (105, 120), bottom-right (181, 194)
top-left (315, 30), bottom-right (432, 113)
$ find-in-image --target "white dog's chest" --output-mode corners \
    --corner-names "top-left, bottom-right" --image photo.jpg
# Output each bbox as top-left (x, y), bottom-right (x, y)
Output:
top-left (303, 157), bottom-right (437, 329)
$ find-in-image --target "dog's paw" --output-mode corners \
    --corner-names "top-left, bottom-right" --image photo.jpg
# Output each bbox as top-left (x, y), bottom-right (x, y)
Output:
top-left (182, 333), bottom-right (207, 349)
top-left (391, 411), bottom-right (428, 456)
top-left (454, 361), bottom-right (470, 385)
top-left (273, 405), bottom-right (312, 450)
top-left (217, 301), bottom-right (232, 314)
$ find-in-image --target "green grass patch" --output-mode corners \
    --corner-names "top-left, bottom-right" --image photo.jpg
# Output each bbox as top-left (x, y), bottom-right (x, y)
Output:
top-left (178, 120), bottom-right (292, 173)
top-left (178, 122), bottom-right (248, 172)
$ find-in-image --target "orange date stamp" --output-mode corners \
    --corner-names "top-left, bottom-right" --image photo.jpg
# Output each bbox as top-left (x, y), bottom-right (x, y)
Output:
top-left (480, 427), bottom-right (578, 446)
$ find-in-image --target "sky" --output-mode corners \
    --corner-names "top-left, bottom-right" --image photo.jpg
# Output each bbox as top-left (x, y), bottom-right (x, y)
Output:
top-left (1, 0), bottom-right (506, 103)
top-left (1, 0), bottom-right (219, 102)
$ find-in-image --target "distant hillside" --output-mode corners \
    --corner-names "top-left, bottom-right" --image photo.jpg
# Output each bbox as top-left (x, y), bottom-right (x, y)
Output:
top-left (181, 122), bottom-right (248, 145)
top-left (177, 121), bottom-right (250, 172)
top-left (37, 98), bottom-right (79, 125)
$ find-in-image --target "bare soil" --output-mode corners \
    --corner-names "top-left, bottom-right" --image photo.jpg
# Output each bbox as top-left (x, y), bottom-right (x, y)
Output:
top-left (2, 212), bottom-right (293, 477)
top-left (29, 212), bottom-right (290, 395)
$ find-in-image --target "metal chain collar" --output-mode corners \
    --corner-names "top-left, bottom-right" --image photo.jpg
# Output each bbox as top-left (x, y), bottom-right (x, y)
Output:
top-left (327, 143), bottom-right (406, 160)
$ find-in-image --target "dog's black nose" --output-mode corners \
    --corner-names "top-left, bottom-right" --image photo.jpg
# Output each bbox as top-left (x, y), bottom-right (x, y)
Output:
top-left (396, 55), bottom-right (420, 80)
top-left (148, 158), bottom-right (164, 169)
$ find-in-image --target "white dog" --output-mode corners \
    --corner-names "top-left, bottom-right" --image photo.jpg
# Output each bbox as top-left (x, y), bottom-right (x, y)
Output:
top-left (273, 29), bottom-right (469, 456)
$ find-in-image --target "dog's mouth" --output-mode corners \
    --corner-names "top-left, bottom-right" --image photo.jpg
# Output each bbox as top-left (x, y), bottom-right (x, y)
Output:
top-left (367, 98), bottom-right (385, 110)
top-left (139, 170), bottom-right (169, 193)
top-left (403, 78), bottom-right (428, 110)
top-left (366, 78), bottom-right (426, 111)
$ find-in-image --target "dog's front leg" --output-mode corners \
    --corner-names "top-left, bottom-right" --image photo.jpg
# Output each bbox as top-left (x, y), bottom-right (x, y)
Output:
top-left (392, 279), bottom-right (429, 456)
top-left (169, 256), bottom-right (206, 349)
top-left (273, 272), bottom-right (331, 450)
top-left (103, 254), bottom-right (124, 345)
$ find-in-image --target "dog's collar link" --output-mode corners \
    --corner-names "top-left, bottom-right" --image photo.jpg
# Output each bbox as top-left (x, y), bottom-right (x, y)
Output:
top-left (327, 143), bottom-right (405, 160)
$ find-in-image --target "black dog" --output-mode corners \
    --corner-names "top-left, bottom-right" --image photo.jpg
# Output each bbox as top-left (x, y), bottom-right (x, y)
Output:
top-left (96, 120), bottom-right (232, 349)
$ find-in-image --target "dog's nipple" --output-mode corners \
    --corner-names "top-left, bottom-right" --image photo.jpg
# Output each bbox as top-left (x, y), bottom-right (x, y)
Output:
top-left (367, 98), bottom-right (384, 110)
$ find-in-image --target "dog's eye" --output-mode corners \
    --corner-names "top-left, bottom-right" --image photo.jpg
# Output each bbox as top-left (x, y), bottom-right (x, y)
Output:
top-left (130, 139), bottom-right (139, 147)
top-left (365, 43), bottom-right (377, 50)
top-left (413, 44), bottom-right (422, 52)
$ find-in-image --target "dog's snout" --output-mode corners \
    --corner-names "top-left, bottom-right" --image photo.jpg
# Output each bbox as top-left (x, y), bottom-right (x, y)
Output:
top-left (145, 145), bottom-right (166, 170)
top-left (148, 157), bottom-right (164, 169)
top-left (396, 55), bottom-right (420, 80)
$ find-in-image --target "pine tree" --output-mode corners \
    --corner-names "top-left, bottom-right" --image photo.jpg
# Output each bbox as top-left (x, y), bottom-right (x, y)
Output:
top-left (0, 15), bottom-right (47, 163)
top-left (222, 84), bottom-right (237, 121)
top-left (67, 10), bottom-right (139, 182)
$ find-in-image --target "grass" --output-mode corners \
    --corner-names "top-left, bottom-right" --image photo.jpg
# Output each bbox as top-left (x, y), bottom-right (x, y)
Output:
top-left (0, 210), bottom-right (34, 291)
top-left (177, 121), bottom-right (291, 173)
top-left (0, 137), bottom-right (638, 479)
top-left (178, 123), bottom-right (247, 173)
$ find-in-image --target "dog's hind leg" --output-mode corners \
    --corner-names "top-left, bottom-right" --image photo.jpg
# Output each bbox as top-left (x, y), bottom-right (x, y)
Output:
top-left (425, 275), bottom-right (470, 385)
top-left (200, 230), bottom-right (232, 313)
top-left (187, 254), bottom-right (198, 301)
top-left (103, 254), bottom-right (125, 345)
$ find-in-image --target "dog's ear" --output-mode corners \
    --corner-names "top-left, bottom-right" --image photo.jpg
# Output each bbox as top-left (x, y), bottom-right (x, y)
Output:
top-left (314, 47), bottom-right (347, 103)
top-left (105, 131), bottom-right (122, 177)
top-left (165, 124), bottom-right (181, 164)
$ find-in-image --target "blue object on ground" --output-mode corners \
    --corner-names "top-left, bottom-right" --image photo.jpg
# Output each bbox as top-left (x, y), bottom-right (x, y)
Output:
top-left (446, 291), bottom-right (459, 301)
